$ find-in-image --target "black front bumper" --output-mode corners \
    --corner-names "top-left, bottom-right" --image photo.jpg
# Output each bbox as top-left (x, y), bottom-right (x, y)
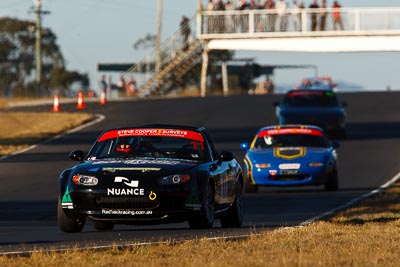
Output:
top-left (63, 188), bottom-right (201, 223)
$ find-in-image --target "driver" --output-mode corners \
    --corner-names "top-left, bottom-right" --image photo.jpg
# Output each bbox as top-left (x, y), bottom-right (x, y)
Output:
top-left (115, 142), bottom-right (132, 153)
top-left (114, 137), bottom-right (139, 155)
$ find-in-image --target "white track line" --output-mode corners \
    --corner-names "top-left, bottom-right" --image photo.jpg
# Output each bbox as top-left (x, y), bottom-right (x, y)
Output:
top-left (0, 114), bottom-right (105, 161)
top-left (299, 170), bottom-right (400, 226)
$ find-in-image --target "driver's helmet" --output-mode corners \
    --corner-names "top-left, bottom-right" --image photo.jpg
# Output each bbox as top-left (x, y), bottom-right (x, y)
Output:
top-left (115, 137), bottom-right (139, 153)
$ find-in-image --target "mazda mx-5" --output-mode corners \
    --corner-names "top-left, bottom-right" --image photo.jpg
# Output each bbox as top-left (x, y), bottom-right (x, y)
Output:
top-left (274, 89), bottom-right (347, 139)
top-left (240, 125), bottom-right (339, 193)
top-left (58, 125), bottom-right (243, 232)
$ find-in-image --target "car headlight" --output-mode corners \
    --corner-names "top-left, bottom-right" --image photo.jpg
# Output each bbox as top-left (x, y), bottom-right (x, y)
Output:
top-left (308, 162), bottom-right (324, 167)
top-left (255, 163), bottom-right (270, 168)
top-left (160, 174), bottom-right (191, 185)
top-left (72, 174), bottom-right (98, 186)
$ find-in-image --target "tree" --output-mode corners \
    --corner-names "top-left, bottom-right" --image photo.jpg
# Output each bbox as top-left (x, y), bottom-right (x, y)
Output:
top-left (133, 33), bottom-right (157, 50)
top-left (0, 17), bottom-right (88, 97)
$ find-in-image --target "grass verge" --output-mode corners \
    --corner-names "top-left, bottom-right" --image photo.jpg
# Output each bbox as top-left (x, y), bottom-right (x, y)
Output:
top-left (0, 111), bottom-right (93, 156)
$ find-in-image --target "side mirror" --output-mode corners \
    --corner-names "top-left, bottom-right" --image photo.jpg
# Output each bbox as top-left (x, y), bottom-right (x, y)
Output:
top-left (331, 141), bottom-right (340, 149)
top-left (240, 142), bottom-right (250, 151)
top-left (218, 151), bottom-right (235, 162)
top-left (273, 101), bottom-right (280, 107)
top-left (341, 101), bottom-right (348, 107)
top-left (69, 150), bottom-right (85, 162)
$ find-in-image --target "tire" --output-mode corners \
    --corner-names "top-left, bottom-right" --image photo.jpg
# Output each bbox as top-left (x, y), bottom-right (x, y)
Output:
top-left (244, 174), bottom-right (258, 193)
top-left (188, 181), bottom-right (215, 229)
top-left (220, 181), bottom-right (244, 228)
top-left (57, 197), bottom-right (85, 233)
top-left (93, 221), bottom-right (114, 231)
top-left (325, 169), bottom-right (339, 191)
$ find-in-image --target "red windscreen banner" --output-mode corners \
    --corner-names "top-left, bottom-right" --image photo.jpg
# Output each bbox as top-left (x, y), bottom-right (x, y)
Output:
top-left (258, 128), bottom-right (323, 137)
top-left (98, 128), bottom-right (205, 142)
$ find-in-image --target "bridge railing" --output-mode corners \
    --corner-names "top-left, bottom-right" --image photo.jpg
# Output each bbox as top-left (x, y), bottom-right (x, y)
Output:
top-left (197, 7), bottom-right (400, 39)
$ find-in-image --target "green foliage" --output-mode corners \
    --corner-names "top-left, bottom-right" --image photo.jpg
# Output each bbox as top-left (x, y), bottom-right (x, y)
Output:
top-left (0, 17), bottom-right (88, 97)
top-left (133, 33), bottom-right (156, 50)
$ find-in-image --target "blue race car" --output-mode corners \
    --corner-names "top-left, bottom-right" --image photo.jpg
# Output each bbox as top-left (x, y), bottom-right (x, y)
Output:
top-left (274, 89), bottom-right (347, 139)
top-left (240, 125), bottom-right (339, 192)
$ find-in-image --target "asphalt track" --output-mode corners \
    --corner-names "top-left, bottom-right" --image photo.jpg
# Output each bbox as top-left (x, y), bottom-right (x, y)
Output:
top-left (1, 91), bottom-right (400, 254)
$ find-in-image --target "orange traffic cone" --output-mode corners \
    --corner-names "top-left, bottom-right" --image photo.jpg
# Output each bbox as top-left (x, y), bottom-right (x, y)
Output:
top-left (100, 89), bottom-right (107, 105)
top-left (52, 94), bottom-right (60, 112)
top-left (76, 91), bottom-right (85, 109)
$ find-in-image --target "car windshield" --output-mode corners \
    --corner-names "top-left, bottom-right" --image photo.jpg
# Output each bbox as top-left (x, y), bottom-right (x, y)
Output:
top-left (87, 128), bottom-right (207, 161)
top-left (299, 81), bottom-right (332, 90)
top-left (283, 91), bottom-right (339, 107)
top-left (252, 129), bottom-right (330, 149)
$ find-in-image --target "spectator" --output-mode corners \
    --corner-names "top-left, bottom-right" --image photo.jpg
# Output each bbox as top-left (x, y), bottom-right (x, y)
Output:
top-left (249, 0), bottom-right (263, 9)
top-left (319, 0), bottom-right (327, 31)
top-left (255, 0), bottom-right (266, 32)
top-left (180, 15), bottom-right (191, 49)
top-left (205, 0), bottom-right (215, 34)
top-left (236, 0), bottom-right (250, 33)
top-left (127, 76), bottom-right (137, 96)
top-left (264, 76), bottom-right (275, 94)
top-left (224, 0), bottom-right (235, 32)
top-left (225, 0), bottom-right (234, 10)
top-left (276, 0), bottom-right (288, 32)
top-left (206, 0), bottom-right (215, 10)
top-left (99, 74), bottom-right (107, 96)
top-left (264, 0), bottom-right (276, 32)
top-left (309, 0), bottom-right (319, 31)
top-left (117, 75), bottom-right (126, 93)
top-left (237, 0), bottom-right (249, 10)
top-left (215, 0), bottom-right (225, 10)
top-left (291, 0), bottom-right (301, 31)
top-left (249, 0), bottom-right (256, 9)
top-left (332, 1), bottom-right (344, 30)
top-left (214, 0), bottom-right (225, 33)
top-left (254, 0), bottom-right (265, 9)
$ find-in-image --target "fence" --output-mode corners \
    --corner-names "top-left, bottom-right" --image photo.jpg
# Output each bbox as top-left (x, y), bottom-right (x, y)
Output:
top-left (198, 7), bottom-right (400, 38)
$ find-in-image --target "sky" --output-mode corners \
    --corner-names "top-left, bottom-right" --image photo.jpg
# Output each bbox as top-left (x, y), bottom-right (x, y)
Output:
top-left (0, 0), bottom-right (400, 91)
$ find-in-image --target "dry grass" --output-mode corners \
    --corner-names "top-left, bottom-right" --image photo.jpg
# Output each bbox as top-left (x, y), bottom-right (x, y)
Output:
top-left (0, 98), bottom-right (9, 109)
top-left (0, 112), bottom-right (93, 156)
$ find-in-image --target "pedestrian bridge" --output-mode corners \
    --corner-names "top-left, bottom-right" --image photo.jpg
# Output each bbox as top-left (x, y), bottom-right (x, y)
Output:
top-left (197, 7), bottom-right (400, 52)
top-left (124, 7), bottom-right (400, 97)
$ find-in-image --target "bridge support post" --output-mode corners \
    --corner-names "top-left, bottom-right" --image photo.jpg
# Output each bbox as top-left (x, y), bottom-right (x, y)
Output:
top-left (200, 45), bottom-right (209, 98)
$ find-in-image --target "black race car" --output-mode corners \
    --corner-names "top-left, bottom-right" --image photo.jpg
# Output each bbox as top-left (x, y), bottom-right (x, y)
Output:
top-left (58, 125), bottom-right (244, 232)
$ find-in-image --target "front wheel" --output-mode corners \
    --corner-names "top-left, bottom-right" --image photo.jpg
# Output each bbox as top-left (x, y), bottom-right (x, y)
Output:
top-left (188, 181), bottom-right (215, 229)
top-left (57, 197), bottom-right (85, 233)
top-left (220, 181), bottom-right (244, 228)
top-left (244, 174), bottom-right (258, 193)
